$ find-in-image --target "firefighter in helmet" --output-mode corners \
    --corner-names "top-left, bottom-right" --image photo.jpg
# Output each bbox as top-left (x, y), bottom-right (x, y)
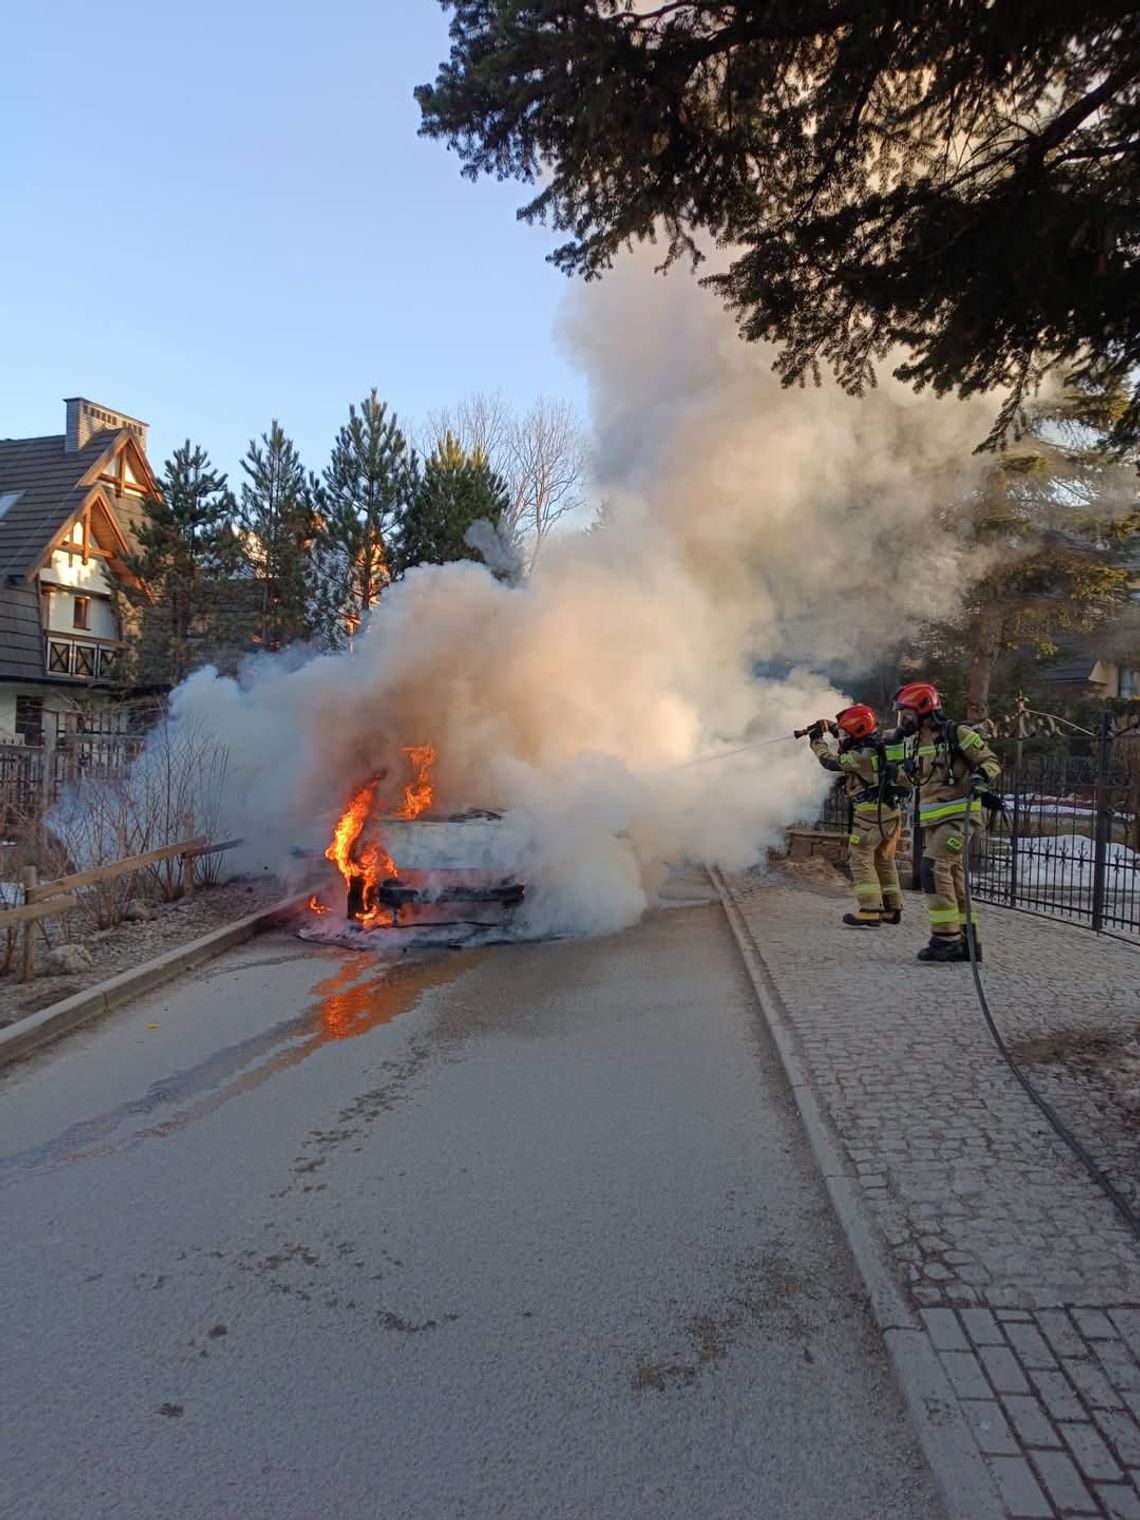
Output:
top-left (806, 705), bottom-right (909, 928)
top-left (892, 681), bottom-right (1002, 962)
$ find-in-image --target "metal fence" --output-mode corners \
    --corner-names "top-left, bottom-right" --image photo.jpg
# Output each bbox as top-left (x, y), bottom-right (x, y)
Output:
top-left (805, 709), bottom-right (1140, 937)
top-left (0, 735), bottom-right (146, 821)
top-left (816, 779), bottom-right (852, 834)
top-left (969, 735), bottom-right (1139, 938)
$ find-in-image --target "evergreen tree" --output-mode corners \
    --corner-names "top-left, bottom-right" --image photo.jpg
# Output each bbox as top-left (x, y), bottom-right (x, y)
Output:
top-left (418, 3), bottom-right (1140, 443)
top-left (123, 441), bottom-right (240, 684)
top-left (317, 391), bottom-right (414, 643)
top-left (923, 380), bottom-right (1139, 719)
top-left (237, 422), bottom-right (317, 650)
top-left (393, 433), bottom-right (509, 575)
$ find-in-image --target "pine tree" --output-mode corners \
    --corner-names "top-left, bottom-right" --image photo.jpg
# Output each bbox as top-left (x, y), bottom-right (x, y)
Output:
top-left (393, 434), bottom-right (509, 575)
top-left (418, 3), bottom-right (1140, 444)
top-left (237, 422), bottom-right (317, 650)
top-left (123, 441), bottom-right (240, 684)
top-left (926, 380), bottom-right (1138, 719)
top-left (317, 391), bottom-right (414, 644)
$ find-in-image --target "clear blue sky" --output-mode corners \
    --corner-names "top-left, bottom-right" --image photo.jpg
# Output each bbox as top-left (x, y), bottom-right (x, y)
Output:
top-left (0, 0), bottom-right (586, 480)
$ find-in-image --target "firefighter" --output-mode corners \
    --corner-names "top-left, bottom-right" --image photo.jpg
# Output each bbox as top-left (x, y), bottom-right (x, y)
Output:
top-left (892, 681), bottom-right (1002, 963)
top-left (806, 705), bottom-right (908, 928)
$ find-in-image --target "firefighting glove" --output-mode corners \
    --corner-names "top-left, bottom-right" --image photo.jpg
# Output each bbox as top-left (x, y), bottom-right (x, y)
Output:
top-left (970, 772), bottom-right (1004, 813)
top-left (807, 721), bottom-right (825, 742)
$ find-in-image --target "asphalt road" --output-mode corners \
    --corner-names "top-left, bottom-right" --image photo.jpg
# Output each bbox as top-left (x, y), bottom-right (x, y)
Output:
top-left (1, 885), bottom-right (942, 1519)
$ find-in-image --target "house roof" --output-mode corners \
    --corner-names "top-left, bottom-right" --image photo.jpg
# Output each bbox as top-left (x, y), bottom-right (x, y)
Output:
top-left (1037, 657), bottom-right (1102, 686)
top-left (0, 583), bottom-right (46, 683)
top-left (0, 425), bottom-right (158, 686)
top-left (0, 430), bottom-right (135, 582)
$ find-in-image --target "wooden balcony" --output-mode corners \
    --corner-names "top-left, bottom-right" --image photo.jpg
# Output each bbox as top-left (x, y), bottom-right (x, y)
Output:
top-left (43, 632), bottom-right (126, 682)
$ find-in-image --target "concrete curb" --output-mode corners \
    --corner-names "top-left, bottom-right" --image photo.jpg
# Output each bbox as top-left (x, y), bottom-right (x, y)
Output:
top-left (0, 893), bottom-right (307, 1071)
top-left (709, 867), bottom-right (1007, 1520)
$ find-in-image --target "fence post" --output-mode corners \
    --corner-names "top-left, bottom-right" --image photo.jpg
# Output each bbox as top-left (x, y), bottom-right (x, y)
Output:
top-left (1008, 766), bottom-right (1021, 909)
top-left (180, 811), bottom-right (195, 898)
top-left (1091, 708), bottom-right (1113, 934)
top-left (39, 727), bottom-right (56, 816)
top-left (21, 864), bottom-right (38, 982)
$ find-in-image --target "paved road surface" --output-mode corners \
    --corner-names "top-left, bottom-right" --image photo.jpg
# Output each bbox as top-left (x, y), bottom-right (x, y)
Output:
top-left (1, 888), bottom-right (942, 1519)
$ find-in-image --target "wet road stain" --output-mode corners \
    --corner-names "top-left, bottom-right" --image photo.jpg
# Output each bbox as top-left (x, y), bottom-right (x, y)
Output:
top-left (0, 951), bottom-right (477, 1184)
top-left (631, 1242), bottom-right (824, 1394)
top-left (169, 1232), bottom-right (458, 1335)
top-left (280, 1039), bottom-right (437, 1190)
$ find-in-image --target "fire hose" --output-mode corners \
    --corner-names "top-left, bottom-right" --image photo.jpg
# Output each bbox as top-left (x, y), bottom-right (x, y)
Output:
top-left (784, 725), bottom-right (1140, 1235)
top-left (960, 794), bottom-right (1140, 1239)
top-left (660, 734), bottom-right (797, 772)
top-left (665, 723), bottom-right (1140, 1235)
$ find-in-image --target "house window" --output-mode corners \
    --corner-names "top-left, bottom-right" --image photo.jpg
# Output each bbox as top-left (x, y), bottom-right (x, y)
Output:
top-left (48, 640), bottom-right (72, 675)
top-left (15, 696), bottom-right (44, 746)
top-left (1121, 667), bottom-right (1139, 699)
top-left (74, 645), bottom-right (96, 678)
top-left (73, 596), bottom-right (90, 630)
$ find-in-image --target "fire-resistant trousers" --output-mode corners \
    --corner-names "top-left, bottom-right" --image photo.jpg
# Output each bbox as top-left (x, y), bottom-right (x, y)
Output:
top-left (848, 811), bottom-right (903, 914)
top-left (922, 817), bottom-right (980, 939)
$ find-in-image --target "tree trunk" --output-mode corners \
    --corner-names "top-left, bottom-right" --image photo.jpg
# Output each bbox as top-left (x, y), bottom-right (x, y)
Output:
top-left (965, 603), bottom-right (1005, 722)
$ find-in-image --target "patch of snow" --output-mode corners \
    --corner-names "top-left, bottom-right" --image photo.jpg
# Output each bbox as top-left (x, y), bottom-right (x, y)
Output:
top-left (1004, 833), bottom-right (1139, 891)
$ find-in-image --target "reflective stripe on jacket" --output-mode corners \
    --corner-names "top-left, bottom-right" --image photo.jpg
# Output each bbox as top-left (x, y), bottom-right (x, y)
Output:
top-left (911, 717), bottom-right (1001, 812)
top-left (810, 734), bottom-right (906, 809)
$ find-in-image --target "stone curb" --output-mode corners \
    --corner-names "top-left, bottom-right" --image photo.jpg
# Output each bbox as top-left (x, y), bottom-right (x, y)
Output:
top-left (0, 894), bottom-right (308, 1071)
top-left (709, 866), bottom-right (1008, 1520)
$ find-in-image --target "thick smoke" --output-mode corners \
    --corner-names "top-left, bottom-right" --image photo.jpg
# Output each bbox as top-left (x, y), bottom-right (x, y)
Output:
top-left (162, 251), bottom-right (999, 937)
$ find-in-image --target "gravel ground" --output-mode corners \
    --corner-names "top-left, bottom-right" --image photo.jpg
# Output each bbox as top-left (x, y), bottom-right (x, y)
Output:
top-left (0, 876), bottom-right (284, 1027)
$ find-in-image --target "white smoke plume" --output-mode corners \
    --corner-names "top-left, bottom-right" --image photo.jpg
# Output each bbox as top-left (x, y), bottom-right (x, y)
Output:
top-left (158, 251), bottom-right (1000, 938)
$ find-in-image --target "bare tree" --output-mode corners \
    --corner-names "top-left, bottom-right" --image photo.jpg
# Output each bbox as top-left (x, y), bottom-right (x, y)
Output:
top-left (427, 391), bottom-right (512, 466)
top-left (50, 716), bottom-right (230, 925)
top-left (510, 397), bottom-right (588, 564)
top-left (428, 393), bottom-right (588, 571)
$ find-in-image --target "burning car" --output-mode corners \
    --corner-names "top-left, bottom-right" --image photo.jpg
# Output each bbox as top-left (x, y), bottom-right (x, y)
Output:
top-left (303, 746), bottom-right (526, 939)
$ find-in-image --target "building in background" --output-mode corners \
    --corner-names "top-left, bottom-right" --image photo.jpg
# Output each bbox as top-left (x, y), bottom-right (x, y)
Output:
top-left (0, 398), bottom-right (159, 748)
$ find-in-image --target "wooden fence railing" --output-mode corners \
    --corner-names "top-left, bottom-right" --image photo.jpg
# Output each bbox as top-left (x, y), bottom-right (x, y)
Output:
top-left (0, 735), bottom-right (146, 817)
top-left (1, 836), bottom-right (242, 981)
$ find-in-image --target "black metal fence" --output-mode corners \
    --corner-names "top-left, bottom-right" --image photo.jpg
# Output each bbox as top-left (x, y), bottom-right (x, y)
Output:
top-left (805, 709), bottom-right (1140, 937)
top-left (0, 735), bottom-right (146, 821)
top-left (817, 779), bottom-right (853, 834)
top-left (969, 735), bottom-right (1139, 937)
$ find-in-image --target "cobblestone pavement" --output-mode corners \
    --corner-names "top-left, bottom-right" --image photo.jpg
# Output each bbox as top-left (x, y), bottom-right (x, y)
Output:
top-left (725, 874), bottom-right (1140, 1520)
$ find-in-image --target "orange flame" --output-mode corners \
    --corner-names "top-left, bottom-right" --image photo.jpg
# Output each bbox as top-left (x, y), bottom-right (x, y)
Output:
top-left (399, 744), bottom-right (436, 819)
top-left (316, 748), bottom-right (436, 923)
top-left (308, 894), bottom-right (330, 916)
top-left (325, 780), bottom-right (377, 879)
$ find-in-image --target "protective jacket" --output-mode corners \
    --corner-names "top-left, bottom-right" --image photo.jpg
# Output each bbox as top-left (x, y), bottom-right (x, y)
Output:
top-left (809, 733), bottom-right (909, 814)
top-left (908, 717), bottom-right (1001, 833)
top-left (810, 729), bottom-right (908, 919)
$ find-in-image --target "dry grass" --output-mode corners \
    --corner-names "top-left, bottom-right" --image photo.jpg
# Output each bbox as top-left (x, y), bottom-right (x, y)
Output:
top-left (47, 717), bottom-right (230, 931)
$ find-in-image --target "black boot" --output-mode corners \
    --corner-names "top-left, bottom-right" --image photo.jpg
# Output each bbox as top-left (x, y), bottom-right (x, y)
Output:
top-left (960, 932), bottom-right (983, 963)
top-left (880, 907), bottom-right (903, 925)
top-left (917, 936), bottom-right (965, 962)
top-left (842, 911), bottom-right (882, 928)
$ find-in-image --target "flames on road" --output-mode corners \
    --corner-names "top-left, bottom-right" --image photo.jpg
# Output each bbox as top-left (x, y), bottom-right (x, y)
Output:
top-left (309, 746), bottom-right (436, 925)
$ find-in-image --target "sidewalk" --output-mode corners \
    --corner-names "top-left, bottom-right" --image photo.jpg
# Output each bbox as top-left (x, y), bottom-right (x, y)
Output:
top-left (721, 870), bottom-right (1140, 1520)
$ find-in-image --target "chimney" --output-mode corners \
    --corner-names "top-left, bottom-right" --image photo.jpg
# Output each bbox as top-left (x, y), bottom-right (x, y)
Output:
top-left (64, 397), bottom-right (149, 455)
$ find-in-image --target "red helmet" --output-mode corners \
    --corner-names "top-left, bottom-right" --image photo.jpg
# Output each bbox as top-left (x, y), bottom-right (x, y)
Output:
top-left (893, 681), bottom-right (940, 717)
top-left (835, 704), bottom-right (878, 741)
